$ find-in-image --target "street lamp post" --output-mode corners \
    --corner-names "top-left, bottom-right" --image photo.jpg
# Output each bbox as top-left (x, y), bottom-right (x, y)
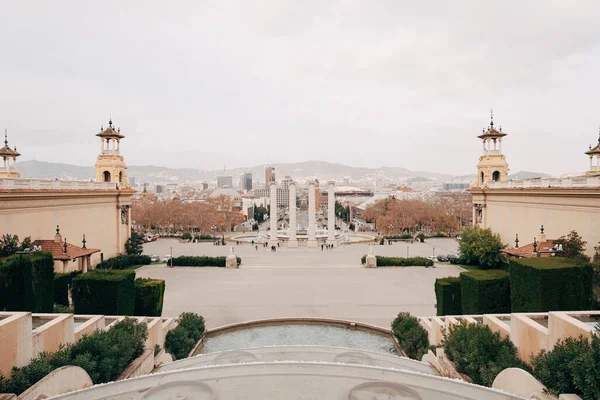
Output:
top-left (169, 246), bottom-right (173, 267)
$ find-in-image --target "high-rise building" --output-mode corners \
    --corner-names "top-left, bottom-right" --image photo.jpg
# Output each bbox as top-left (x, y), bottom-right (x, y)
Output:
top-left (265, 167), bottom-right (275, 187)
top-left (201, 182), bottom-right (208, 190)
top-left (156, 185), bottom-right (164, 193)
top-left (241, 173), bottom-right (253, 191)
top-left (217, 176), bottom-right (233, 188)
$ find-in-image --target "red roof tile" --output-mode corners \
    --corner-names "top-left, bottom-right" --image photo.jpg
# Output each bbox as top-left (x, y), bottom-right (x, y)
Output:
top-left (32, 240), bottom-right (99, 261)
top-left (502, 239), bottom-right (557, 258)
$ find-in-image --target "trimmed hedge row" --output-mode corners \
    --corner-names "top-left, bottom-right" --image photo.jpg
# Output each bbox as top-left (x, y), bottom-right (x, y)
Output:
top-left (0, 253), bottom-right (54, 312)
top-left (96, 254), bottom-right (151, 270)
top-left (134, 278), bottom-right (165, 317)
top-left (171, 256), bottom-right (241, 267)
top-left (72, 270), bottom-right (135, 315)
top-left (460, 270), bottom-right (510, 315)
top-left (509, 257), bottom-right (593, 312)
top-left (54, 271), bottom-right (82, 306)
top-left (360, 255), bottom-right (433, 267)
top-left (435, 277), bottom-right (462, 316)
top-left (165, 312), bottom-right (205, 360)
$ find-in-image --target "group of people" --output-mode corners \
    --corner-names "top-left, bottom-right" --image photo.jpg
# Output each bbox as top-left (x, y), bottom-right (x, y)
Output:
top-left (321, 243), bottom-right (334, 250)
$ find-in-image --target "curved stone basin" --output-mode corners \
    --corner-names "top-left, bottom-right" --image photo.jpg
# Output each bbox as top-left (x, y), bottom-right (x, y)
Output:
top-left (195, 320), bottom-right (396, 356)
top-left (52, 362), bottom-right (528, 400)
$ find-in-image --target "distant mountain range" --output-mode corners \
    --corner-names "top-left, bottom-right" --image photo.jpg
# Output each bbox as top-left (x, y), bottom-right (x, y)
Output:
top-left (16, 160), bottom-right (551, 185)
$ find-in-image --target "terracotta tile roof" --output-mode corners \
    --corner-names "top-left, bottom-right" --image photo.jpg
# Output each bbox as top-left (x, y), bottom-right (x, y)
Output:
top-left (95, 121), bottom-right (125, 139)
top-left (0, 145), bottom-right (20, 157)
top-left (477, 127), bottom-right (507, 139)
top-left (502, 239), bottom-right (557, 258)
top-left (32, 239), bottom-right (100, 261)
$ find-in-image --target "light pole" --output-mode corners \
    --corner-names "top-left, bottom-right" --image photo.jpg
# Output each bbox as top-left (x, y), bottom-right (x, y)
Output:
top-left (169, 246), bottom-right (173, 267)
top-left (432, 246), bottom-right (435, 259)
top-left (406, 245), bottom-right (409, 258)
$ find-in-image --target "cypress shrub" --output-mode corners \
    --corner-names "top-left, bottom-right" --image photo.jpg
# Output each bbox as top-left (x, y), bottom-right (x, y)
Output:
top-left (165, 312), bottom-right (205, 360)
top-left (95, 254), bottom-right (151, 270)
top-left (72, 270), bottom-right (135, 315)
top-left (54, 271), bottom-right (82, 306)
top-left (0, 261), bottom-right (8, 310)
top-left (30, 254), bottom-right (55, 313)
top-left (390, 312), bottom-right (429, 359)
top-left (134, 278), bottom-right (165, 316)
top-left (460, 270), bottom-right (510, 315)
top-left (509, 257), bottom-right (593, 312)
top-left (360, 255), bottom-right (433, 267)
top-left (171, 256), bottom-right (241, 267)
top-left (435, 277), bottom-right (462, 316)
top-left (3, 255), bottom-right (34, 312)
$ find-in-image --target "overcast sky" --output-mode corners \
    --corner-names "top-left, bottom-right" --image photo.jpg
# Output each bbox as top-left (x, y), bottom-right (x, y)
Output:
top-left (1, 1), bottom-right (599, 175)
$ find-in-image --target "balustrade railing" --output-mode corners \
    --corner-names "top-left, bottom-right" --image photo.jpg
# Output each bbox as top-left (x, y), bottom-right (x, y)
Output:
top-left (0, 178), bottom-right (118, 190)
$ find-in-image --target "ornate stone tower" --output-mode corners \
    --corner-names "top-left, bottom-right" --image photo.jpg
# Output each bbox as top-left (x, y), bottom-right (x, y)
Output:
top-left (95, 119), bottom-right (130, 187)
top-left (0, 129), bottom-right (21, 178)
top-left (475, 110), bottom-right (509, 187)
top-left (585, 128), bottom-right (600, 176)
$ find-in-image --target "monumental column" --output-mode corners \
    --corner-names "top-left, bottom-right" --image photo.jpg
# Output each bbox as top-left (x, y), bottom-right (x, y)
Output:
top-left (307, 180), bottom-right (317, 247)
top-left (327, 181), bottom-right (336, 246)
top-left (269, 181), bottom-right (278, 245)
top-left (288, 181), bottom-right (298, 248)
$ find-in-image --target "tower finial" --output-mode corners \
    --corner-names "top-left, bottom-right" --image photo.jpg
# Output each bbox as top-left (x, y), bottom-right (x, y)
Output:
top-left (597, 126), bottom-right (600, 144)
top-left (490, 108), bottom-right (494, 128)
top-left (4, 129), bottom-right (7, 147)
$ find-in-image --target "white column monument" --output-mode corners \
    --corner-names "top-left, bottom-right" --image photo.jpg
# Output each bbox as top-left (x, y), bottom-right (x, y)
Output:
top-left (269, 181), bottom-right (278, 246)
top-left (327, 181), bottom-right (336, 246)
top-left (288, 181), bottom-right (298, 248)
top-left (307, 180), bottom-right (318, 248)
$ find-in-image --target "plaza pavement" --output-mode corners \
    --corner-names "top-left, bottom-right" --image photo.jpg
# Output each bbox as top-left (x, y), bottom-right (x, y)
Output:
top-left (137, 238), bottom-right (463, 329)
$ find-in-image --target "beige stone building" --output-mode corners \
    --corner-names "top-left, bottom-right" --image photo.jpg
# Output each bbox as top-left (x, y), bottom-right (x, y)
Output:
top-left (469, 115), bottom-right (600, 256)
top-left (0, 121), bottom-right (134, 267)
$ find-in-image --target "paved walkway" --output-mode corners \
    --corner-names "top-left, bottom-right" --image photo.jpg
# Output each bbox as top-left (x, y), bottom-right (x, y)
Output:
top-left (138, 238), bottom-right (462, 329)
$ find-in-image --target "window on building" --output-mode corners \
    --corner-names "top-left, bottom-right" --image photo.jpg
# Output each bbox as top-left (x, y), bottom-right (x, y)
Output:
top-left (492, 171), bottom-right (500, 182)
top-left (119, 171), bottom-right (123, 182)
top-left (480, 171), bottom-right (484, 183)
top-left (103, 171), bottom-right (111, 182)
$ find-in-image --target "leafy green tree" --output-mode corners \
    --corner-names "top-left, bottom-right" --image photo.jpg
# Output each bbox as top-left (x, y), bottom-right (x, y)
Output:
top-left (458, 226), bottom-right (506, 269)
top-left (0, 234), bottom-right (21, 257)
top-left (253, 206), bottom-right (267, 223)
top-left (20, 236), bottom-right (32, 251)
top-left (555, 230), bottom-right (587, 259)
top-left (125, 230), bottom-right (145, 255)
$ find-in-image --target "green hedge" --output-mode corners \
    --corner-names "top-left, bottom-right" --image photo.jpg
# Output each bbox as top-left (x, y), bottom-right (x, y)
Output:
top-left (165, 312), bottom-right (205, 360)
top-left (360, 255), bottom-right (433, 267)
top-left (54, 271), bottom-right (82, 306)
top-left (391, 312), bottom-right (429, 359)
top-left (72, 270), bottom-right (135, 315)
top-left (0, 253), bottom-right (54, 312)
top-left (509, 257), bottom-right (593, 312)
top-left (435, 277), bottom-right (462, 316)
top-left (460, 270), bottom-right (510, 315)
top-left (443, 322), bottom-right (529, 387)
top-left (171, 256), bottom-right (241, 267)
top-left (0, 318), bottom-right (147, 394)
top-left (95, 254), bottom-right (151, 270)
top-left (134, 278), bottom-right (165, 316)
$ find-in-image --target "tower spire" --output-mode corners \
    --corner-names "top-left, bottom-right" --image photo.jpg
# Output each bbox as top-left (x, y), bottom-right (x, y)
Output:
top-left (4, 129), bottom-right (7, 147)
top-left (489, 108), bottom-right (494, 128)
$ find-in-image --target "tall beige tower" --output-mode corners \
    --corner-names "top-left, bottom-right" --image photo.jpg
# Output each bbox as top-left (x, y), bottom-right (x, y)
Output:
top-left (95, 119), bottom-right (130, 187)
top-left (475, 110), bottom-right (508, 187)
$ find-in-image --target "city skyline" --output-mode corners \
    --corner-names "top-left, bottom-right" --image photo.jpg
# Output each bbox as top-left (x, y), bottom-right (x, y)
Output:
top-left (1, 2), bottom-right (599, 175)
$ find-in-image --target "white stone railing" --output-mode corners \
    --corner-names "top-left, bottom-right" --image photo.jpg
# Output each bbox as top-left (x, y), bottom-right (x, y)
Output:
top-left (486, 176), bottom-right (600, 189)
top-left (0, 178), bottom-right (118, 191)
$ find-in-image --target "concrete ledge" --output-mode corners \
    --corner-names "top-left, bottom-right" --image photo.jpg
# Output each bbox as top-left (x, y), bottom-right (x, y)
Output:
top-left (51, 362), bottom-right (525, 399)
top-left (158, 345), bottom-right (438, 376)
top-left (18, 366), bottom-right (92, 400)
top-left (0, 312), bottom-right (32, 377)
top-left (117, 348), bottom-right (155, 381)
top-left (492, 367), bottom-right (555, 400)
top-left (31, 313), bottom-right (74, 357)
top-left (74, 315), bottom-right (105, 341)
